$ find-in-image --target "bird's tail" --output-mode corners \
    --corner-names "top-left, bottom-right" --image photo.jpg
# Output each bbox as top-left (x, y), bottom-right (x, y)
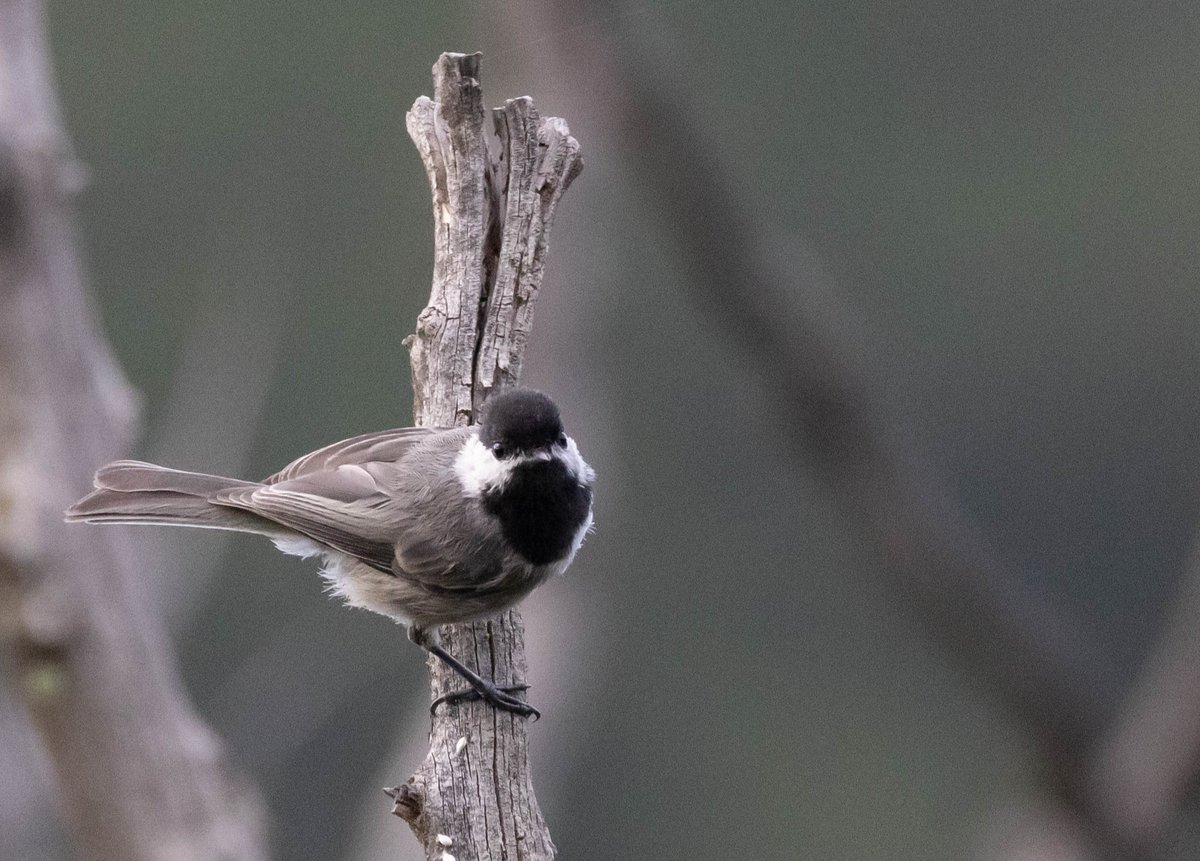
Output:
top-left (66, 460), bottom-right (276, 534)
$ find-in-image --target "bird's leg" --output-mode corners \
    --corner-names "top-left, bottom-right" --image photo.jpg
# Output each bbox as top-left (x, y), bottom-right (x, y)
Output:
top-left (425, 643), bottom-right (540, 719)
top-left (408, 625), bottom-right (540, 720)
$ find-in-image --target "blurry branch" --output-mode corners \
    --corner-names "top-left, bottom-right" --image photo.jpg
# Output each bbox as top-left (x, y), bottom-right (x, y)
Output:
top-left (0, 2), bottom-right (270, 859)
top-left (975, 801), bottom-right (1097, 861)
top-left (383, 52), bottom-right (581, 861)
top-left (1082, 534), bottom-right (1200, 855)
top-left (527, 0), bottom-right (1114, 767)
top-left (511, 3), bottom-right (1200, 856)
top-left (604, 45), bottom-right (1200, 859)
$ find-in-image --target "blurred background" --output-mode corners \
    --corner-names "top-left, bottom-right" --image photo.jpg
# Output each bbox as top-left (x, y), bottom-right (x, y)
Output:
top-left (7, 0), bottom-right (1200, 858)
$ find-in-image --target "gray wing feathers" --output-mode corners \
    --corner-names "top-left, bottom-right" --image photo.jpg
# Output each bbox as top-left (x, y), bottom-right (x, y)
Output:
top-left (213, 483), bottom-right (396, 572)
top-left (95, 460), bottom-right (259, 494)
top-left (66, 489), bottom-right (271, 531)
top-left (266, 427), bottom-right (439, 484)
top-left (66, 462), bottom-right (276, 534)
top-left (67, 426), bottom-right (482, 584)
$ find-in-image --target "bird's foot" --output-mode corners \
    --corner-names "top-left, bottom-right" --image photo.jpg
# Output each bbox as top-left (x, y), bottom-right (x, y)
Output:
top-left (431, 680), bottom-right (540, 720)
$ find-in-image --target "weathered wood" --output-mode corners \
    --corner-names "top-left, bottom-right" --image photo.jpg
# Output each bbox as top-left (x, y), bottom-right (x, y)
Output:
top-left (0, 1), bottom-right (270, 858)
top-left (387, 52), bottom-right (581, 861)
top-left (405, 54), bottom-right (489, 430)
top-left (474, 101), bottom-right (582, 416)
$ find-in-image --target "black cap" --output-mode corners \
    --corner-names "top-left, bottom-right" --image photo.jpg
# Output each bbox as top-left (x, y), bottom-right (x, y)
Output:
top-left (479, 389), bottom-right (564, 451)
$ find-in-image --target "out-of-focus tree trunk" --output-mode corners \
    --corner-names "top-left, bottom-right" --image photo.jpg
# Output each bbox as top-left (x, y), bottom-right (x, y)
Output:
top-left (0, 2), bottom-right (271, 858)
top-left (0, 686), bottom-right (63, 860)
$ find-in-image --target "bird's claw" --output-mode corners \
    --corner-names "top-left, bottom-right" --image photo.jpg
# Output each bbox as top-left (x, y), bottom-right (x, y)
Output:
top-left (431, 682), bottom-right (540, 720)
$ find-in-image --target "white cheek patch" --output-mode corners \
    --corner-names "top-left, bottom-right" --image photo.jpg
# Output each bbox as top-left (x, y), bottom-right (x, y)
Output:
top-left (549, 507), bottom-right (594, 578)
top-left (574, 508), bottom-right (594, 553)
top-left (454, 434), bottom-right (514, 497)
top-left (455, 432), bottom-right (595, 497)
top-left (559, 436), bottom-right (596, 486)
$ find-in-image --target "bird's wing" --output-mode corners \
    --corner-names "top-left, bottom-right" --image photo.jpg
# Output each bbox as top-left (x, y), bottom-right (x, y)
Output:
top-left (265, 427), bottom-right (444, 484)
top-left (234, 426), bottom-right (490, 583)
top-left (213, 474), bottom-right (398, 572)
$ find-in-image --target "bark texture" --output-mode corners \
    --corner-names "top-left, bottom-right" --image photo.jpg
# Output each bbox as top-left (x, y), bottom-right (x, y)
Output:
top-left (0, 2), bottom-right (270, 859)
top-left (386, 53), bottom-right (582, 861)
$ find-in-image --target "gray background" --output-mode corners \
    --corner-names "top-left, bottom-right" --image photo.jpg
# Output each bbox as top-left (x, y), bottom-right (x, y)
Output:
top-left (24, 1), bottom-right (1200, 858)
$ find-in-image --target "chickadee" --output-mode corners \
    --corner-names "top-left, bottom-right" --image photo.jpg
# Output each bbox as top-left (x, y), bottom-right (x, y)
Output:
top-left (67, 389), bottom-right (594, 718)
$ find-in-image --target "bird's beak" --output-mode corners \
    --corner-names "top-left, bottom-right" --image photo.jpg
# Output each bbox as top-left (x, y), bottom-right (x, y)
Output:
top-left (529, 448), bottom-right (554, 462)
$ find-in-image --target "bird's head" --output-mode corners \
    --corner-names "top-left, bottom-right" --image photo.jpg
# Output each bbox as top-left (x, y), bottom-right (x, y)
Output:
top-left (479, 389), bottom-right (567, 461)
top-left (455, 389), bottom-right (594, 498)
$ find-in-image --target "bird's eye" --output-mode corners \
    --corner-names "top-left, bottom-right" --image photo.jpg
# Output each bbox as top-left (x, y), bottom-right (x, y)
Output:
top-left (491, 443), bottom-right (509, 459)
top-left (556, 433), bottom-right (568, 448)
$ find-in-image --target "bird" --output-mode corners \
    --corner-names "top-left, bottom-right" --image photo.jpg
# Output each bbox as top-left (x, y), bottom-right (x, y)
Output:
top-left (66, 388), bottom-right (594, 719)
